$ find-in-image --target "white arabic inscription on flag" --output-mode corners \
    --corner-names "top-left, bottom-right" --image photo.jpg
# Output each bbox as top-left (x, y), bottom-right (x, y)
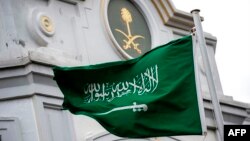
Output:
top-left (83, 65), bottom-right (159, 103)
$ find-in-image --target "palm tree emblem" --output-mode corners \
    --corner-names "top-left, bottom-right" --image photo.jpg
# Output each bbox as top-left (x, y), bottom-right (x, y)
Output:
top-left (115, 8), bottom-right (145, 54)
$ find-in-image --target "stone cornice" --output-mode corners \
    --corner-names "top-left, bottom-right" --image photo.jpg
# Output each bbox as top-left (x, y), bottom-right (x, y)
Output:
top-left (151, 0), bottom-right (204, 31)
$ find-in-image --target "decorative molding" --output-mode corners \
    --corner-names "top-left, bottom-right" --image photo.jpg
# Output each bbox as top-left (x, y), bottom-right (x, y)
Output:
top-left (85, 131), bottom-right (152, 141)
top-left (0, 63), bottom-right (63, 100)
top-left (243, 109), bottom-right (250, 124)
top-left (151, 0), bottom-right (203, 31)
top-left (28, 47), bottom-right (82, 67)
top-left (43, 102), bottom-right (63, 110)
top-left (0, 117), bottom-right (23, 141)
top-left (0, 49), bottom-right (81, 69)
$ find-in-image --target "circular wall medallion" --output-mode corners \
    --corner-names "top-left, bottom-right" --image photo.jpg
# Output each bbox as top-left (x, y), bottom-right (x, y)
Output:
top-left (39, 15), bottom-right (55, 36)
top-left (107, 0), bottom-right (151, 58)
top-left (27, 9), bottom-right (55, 46)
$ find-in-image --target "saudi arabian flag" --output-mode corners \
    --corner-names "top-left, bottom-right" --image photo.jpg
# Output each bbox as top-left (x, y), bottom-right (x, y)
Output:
top-left (53, 35), bottom-right (203, 138)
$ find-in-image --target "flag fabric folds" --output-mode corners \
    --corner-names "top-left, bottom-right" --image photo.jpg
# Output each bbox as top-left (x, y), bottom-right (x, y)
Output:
top-left (53, 35), bottom-right (202, 138)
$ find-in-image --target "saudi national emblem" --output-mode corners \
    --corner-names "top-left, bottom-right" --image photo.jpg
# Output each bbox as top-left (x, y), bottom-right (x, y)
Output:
top-left (115, 8), bottom-right (145, 54)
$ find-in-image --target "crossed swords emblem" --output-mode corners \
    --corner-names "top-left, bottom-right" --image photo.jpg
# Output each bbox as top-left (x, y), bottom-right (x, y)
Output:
top-left (115, 8), bottom-right (144, 54)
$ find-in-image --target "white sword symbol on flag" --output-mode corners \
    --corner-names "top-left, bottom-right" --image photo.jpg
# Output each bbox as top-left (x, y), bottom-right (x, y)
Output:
top-left (94, 102), bottom-right (148, 115)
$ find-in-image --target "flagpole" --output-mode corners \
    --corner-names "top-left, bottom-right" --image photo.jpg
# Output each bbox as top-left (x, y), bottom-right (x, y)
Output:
top-left (191, 9), bottom-right (224, 141)
top-left (192, 35), bottom-right (207, 136)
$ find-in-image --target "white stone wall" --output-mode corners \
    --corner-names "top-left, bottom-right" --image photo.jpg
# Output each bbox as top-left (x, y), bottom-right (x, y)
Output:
top-left (0, 0), bottom-right (249, 141)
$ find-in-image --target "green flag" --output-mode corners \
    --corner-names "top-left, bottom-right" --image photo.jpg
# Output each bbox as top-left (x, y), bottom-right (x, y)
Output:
top-left (53, 35), bottom-right (203, 138)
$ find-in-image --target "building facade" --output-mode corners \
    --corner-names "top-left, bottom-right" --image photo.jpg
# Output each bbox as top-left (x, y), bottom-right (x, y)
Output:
top-left (0, 0), bottom-right (249, 141)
